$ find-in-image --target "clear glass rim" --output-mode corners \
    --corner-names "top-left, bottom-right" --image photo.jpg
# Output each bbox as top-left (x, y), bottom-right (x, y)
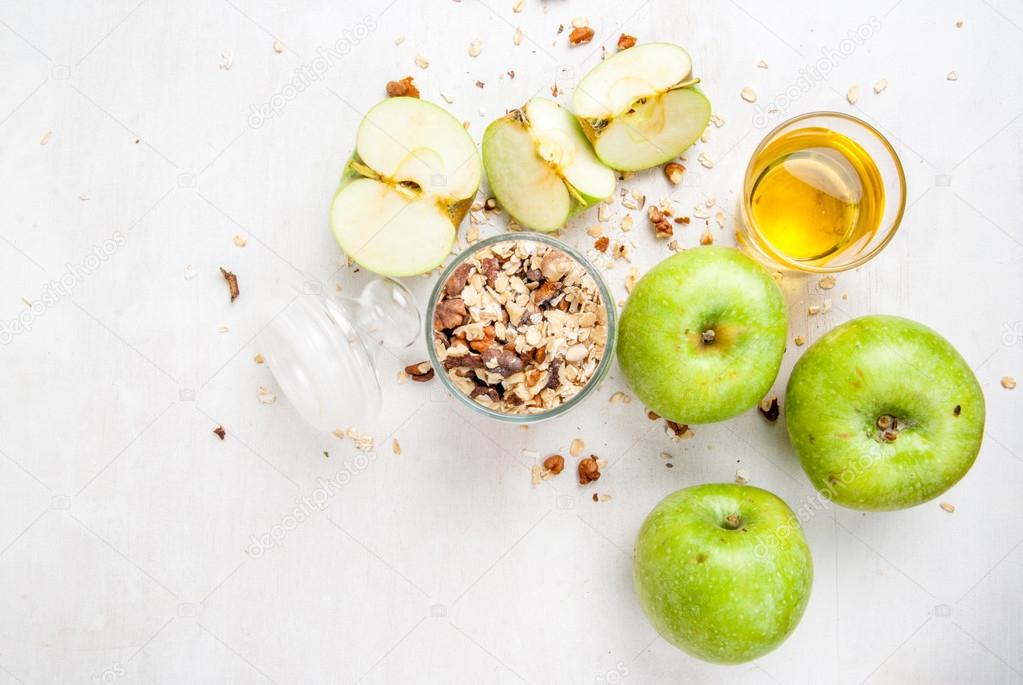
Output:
top-left (426, 232), bottom-right (618, 424)
top-left (740, 110), bottom-right (907, 274)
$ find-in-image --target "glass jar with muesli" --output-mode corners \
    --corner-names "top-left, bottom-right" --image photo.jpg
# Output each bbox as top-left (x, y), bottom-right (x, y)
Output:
top-left (427, 233), bottom-right (617, 422)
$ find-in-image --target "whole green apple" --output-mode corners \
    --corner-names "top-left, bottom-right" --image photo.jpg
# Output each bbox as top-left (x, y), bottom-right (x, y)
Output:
top-left (617, 246), bottom-right (787, 423)
top-left (786, 315), bottom-right (984, 511)
top-left (634, 483), bottom-right (813, 664)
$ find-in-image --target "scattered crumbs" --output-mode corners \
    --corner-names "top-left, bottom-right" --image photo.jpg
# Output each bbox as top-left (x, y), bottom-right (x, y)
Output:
top-left (394, 35), bottom-right (405, 45)
top-left (947, 71), bottom-right (958, 81)
top-left (40, 130), bottom-right (53, 145)
top-left (699, 230), bottom-right (713, 245)
top-left (217, 324), bottom-right (230, 333)
top-left (20, 297), bottom-right (32, 308)
top-left (397, 369), bottom-right (409, 384)
top-left (740, 86), bottom-right (758, 103)
top-left (440, 92), bottom-right (454, 104)
top-left (818, 275), bottom-right (836, 290)
top-left (257, 386), bottom-right (277, 404)
top-left (939, 502), bottom-right (956, 513)
top-left (568, 26), bottom-right (595, 46)
top-left (468, 38), bottom-right (482, 57)
top-left (233, 234), bottom-right (247, 247)
top-left (218, 50), bottom-right (233, 71)
top-left (414, 54), bottom-right (430, 69)
top-left (846, 85), bottom-right (859, 105)
top-left (735, 468), bottom-right (749, 484)
top-left (253, 353), bottom-right (265, 364)
top-left (513, 0), bottom-right (525, 11)
top-left (808, 305), bottom-right (821, 316)
top-left (79, 193), bottom-right (90, 201)
top-left (697, 152), bottom-right (714, 168)
top-left (530, 463), bottom-right (544, 487)
top-left (346, 427), bottom-right (374, 453)
top-left (213, 425), bottom-right (226, 440)
top-left (608, 391), bottom-right (630, 405)
top-left (873, 78), bottom-right (888, 94)
top-left (710, 112), bottom-right (726, 127)
top-left (570, 437), bottom-right (585, 457)
top-left (757, 59), bottom-right (768, 69)
top-left (794, 335), bottom-right (806, 346)
top-left (392, 438), bottom-right (402, 455)
top-left (272, 40), bottom-right (284, 53)
top-left (183, 263), bottom-right (197, 280)
top-left (513, 26), bottom-right (524, 45)
top-left (1001, 376), bottom-right (1017, 390)
top-left (332, 428), bottom-right (345, 439)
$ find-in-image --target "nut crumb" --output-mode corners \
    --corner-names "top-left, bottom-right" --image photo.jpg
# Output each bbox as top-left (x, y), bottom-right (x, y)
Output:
top-left (699, 230), bottom-right (713, 245)
top-left (758, 395), bottom-right (780, 422)
top-left (757, 59), bottom-right (768, 69)
top-left (220, 267), bottom-right (240, 302)
top-left (272, 40), bottom-right (284, 53)
top-left (513, 26), bottom-right (524, 45)
top-left (40, 130), bottom-right (53, 145)
top-left (543, 454), bottom-right (565, 475)
top-left (468, 39), bottom-right (482, 57)
top-left (218, 50), bottom-right (233, 71)
top-left (873, 78), bottom-right (888, 94)
top-left (664, 162), bottom-right (685, 185)
top-left (570, 438), bottom-right (585, 457)
top-left (947, 71), bottom-right (958, 81)
top-left (608, 391), bottom-right (630, 404)
top-left (257, 386), bottom-right (277, 404)
top-left (697, 152), bottom-right (714, 169)
top-left (404, 361), bottom-right (435, 382)
top-left (578, 456), bottom-right (601, 484)
top-left (818, 276), bottom-right (836, 290)
top-left (740, 87), bottom-right (758, 103)
top-left (233, 234), bottom-right (247, 247)
top-left (414, 54), bottom-right (430, 69)
top-left (846, 85), bottom-right (859, 104)
top-left (569, 26), bottom-right (595, 46)
top-left (648, 205), bottom-right (673, 238)
top-left (386, 76), bottom-right (420, 98)
top-left (1001, 376), bottom-right (1016, 390)
top-left (394, 35), bottom-right (405, 45)
top-left (213, 425), bottom-right (226, 440)
top-left (253, 353), bottom-right (265, 364)
top-left (794, 335), bottom-right (806, 346)
top-left (392, 438), bottom-right (402, 455)
top-left (617, 33), bottom-right (636, 50)
top-left (939, 502), bottom-right (955, 513)
top-left (512, 0), bottom-right (525, 11)
top-left (735, 468), bottom-right (750, 484)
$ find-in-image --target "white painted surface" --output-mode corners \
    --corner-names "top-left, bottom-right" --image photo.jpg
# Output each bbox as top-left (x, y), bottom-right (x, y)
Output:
top-left (1, 1), bottom-right (1021, 683)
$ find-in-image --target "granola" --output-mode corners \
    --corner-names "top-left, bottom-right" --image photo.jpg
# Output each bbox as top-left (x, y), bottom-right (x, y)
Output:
top-left (432, 239), bottom-right (609, 415)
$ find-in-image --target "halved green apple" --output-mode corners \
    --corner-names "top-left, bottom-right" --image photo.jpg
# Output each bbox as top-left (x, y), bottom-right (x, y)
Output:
top-left (331, 97), bottom-right (482, 276)
top-left (571, 43), bottom-right (711, 171)
top-left (482, 98), bottom-right (615, 232)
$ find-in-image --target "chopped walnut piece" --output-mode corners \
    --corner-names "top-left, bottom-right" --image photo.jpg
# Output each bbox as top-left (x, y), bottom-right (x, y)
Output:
top-left (758, 395), bottom-right (780, 422)
top-left (433, 298), bottom-right (466, 329)
top-left (220, 267), bottom-right (239, 302)
top-left (569, 26), bottom-right (594, 45)
top-left (665, 420), bottom-right (693, 439)
top-left (213, 425), bottom-right (226, 440)
top-left (664, 162), bottom-right (685, 185)
top-left (386, 76), bottom-right (420, 98)
top-left (648, 205), bottom-right (673, 239)
top-left (699, 230), bottom-right (714, 245)
top-left (543, 454), bottom-right (565, 475)
top-left (594, 236), bottom-right (610, 252)
top-left (578, 456), bottom-right (601, 484)
top-left (445, 262), bottom-right (472, 296)
top-left (404, 361), bottom-right (435, 382)
top-left (617, 33), bottom-right (637, 50)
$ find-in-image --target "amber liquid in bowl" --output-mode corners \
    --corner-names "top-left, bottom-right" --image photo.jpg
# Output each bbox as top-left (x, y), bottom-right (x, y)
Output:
top-left (747, 126), bottom-right (885, 265)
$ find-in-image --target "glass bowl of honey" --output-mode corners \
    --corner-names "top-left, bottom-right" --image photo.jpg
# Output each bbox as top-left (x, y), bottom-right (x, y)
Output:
top-left (738, 111), bottom-right (906, 273)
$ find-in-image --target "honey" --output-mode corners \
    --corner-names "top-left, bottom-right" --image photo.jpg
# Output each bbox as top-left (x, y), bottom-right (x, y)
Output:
top-left (746, 126), bottom-right (885, 264)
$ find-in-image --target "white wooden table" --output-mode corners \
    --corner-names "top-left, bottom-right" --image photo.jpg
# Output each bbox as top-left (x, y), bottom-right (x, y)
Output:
top-left (1, 1), bottom-right (1021, 683)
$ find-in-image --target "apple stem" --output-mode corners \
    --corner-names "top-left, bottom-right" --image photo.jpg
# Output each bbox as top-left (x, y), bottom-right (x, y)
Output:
top-left (723, 514), bottom-right (742, 530)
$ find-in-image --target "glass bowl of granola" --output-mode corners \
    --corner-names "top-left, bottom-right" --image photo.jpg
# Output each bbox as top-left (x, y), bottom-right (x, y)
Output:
top-left (427, 233), bottom-right (616, 422)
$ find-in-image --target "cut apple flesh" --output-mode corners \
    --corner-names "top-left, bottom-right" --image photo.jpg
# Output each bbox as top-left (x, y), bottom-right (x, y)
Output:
top-left (591, 87), bottom-right (711, 171)
top-left (482, 98), bottom-right (614, 232)
top-left (331, 178), bottom-right (456, 277)
top-left (331, 97), bottom-right (481, 276)
top-left (572, 43), bottom-right (694, 120)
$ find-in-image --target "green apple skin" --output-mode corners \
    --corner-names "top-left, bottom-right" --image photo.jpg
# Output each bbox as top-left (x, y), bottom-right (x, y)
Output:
top-left (786, 315), bottom-right (985, 511)
top-left (617, 247), bottom-right (788, 424)
top-left (634, 484), bottom-right (813, 664)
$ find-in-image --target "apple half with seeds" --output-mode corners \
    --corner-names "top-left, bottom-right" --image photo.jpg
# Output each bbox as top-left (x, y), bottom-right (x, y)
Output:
top-left (572, 43), bottom-right (711, 171)
top-left (331, 97), bottom-right (482, 277)
top-left (482, 98), bottom-right (615, 232)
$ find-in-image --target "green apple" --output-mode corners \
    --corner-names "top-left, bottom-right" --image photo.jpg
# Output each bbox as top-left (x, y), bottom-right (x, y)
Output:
top-left (571, 43), bottom-right (711, 171)
top-left (617, 247), bottom-right (787, 424)
top-left (634, 483), bottom-right (813, 664)
top-left (482, 98), bottom-right (615, 232)
top-left (786, 315), bottom-right (985, 511)
top-left (330, 97), bottom-right (482, 277)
